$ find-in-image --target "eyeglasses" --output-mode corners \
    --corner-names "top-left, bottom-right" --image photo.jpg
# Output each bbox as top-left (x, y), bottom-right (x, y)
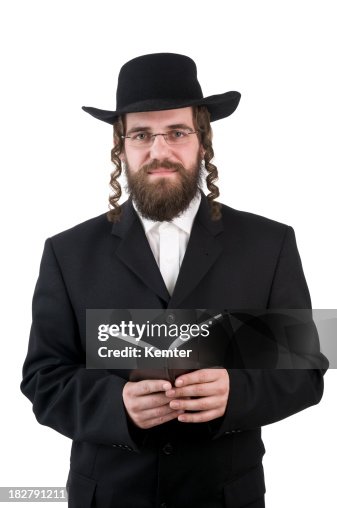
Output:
top-left (121, 129), bottom-right (199, 147)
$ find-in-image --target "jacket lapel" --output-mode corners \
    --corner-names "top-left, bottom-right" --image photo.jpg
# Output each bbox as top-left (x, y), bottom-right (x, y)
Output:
top-left (111, 194), bottom-right (225, 308)
top-left (169, 194), bottom-right (224, 308)
top-left (111, 199), bottom-right (170, 303)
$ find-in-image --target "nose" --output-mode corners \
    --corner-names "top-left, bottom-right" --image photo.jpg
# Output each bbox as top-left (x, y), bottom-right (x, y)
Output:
top-left (149, 134), bottom-right (172, 159)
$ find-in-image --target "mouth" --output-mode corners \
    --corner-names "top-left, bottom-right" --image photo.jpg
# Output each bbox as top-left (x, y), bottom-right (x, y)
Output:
top-left (147, 168), bottom-right (178, 175)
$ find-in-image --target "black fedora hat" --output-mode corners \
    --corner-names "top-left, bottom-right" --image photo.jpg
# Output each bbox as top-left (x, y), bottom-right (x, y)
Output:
top-left (82, 53), bottom-right (241, 125)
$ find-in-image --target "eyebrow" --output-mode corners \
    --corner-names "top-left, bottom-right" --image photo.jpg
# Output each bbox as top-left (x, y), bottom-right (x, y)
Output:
top-left (126, 123), bottom-right (194, 135)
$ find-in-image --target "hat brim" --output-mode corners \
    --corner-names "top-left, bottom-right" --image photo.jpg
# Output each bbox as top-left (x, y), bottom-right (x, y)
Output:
top-left (82, 91), bottom-right (241, 125)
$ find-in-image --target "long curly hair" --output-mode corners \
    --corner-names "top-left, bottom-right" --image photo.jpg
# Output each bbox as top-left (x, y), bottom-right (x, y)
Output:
top-left (107, 106), bottom-right (221, 222)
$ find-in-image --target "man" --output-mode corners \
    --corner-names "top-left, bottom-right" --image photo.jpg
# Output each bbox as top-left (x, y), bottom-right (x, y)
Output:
top-left (21, 53), bottom-right (326, 508)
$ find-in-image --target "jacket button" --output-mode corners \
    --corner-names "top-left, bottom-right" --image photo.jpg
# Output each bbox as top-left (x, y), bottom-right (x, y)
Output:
top-left (160, 503), bottom-right (167, 508)
top-left (162, 442), bottom-right (173, 455)
top-left (166, 313), bottom-right (175, 324)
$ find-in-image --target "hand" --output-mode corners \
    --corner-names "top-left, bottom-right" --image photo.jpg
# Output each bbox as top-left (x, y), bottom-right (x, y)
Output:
top-left (165, 368), bottom-right (230, 423)
top-left (122, 379), bottom-right (184, 429)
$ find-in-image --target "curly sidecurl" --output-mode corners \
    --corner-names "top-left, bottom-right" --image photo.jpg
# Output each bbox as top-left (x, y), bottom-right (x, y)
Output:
top-left (107, 106), bottom-right (221, 222)
top-left (108, 116), bottom-right (124, 223)
top-left (193, 106), bottom-right (221, 220)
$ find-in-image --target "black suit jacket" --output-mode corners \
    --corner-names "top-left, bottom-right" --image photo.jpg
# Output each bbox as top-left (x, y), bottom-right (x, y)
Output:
top-left (21, 194), bottom-right (325, 508)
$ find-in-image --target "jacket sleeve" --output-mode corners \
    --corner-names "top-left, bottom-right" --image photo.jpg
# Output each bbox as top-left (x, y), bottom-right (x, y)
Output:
top-left (20, 238), bottom-right (142, 451)
top-left (211, 226), bottom-right (327, 439)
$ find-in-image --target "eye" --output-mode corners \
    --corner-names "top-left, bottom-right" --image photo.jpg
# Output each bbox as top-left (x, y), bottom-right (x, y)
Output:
top-left (172, 130), bottom-right (187, 138)
top-left (131, 132), bottom-right (150, 141)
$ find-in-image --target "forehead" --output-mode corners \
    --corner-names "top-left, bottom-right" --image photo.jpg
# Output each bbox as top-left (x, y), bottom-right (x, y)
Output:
top-left (124, 107), bottom-right (194, 130)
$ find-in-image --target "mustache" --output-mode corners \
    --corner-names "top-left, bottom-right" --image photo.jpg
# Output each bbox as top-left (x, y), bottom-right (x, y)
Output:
top-left (139, 159), bottom-right (186, 174)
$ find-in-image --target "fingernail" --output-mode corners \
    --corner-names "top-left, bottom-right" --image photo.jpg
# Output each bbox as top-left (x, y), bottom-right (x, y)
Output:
top-left (178, 415), bottom-right (186, 422)
top-left (163, 383), bottom-right (171, 390)
top-left (175, 379), bottom-right (183, 387)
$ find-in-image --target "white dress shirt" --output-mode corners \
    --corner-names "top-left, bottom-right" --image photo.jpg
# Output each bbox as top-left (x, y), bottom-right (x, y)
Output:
top-left (133, 191), bottom-right (201, 295)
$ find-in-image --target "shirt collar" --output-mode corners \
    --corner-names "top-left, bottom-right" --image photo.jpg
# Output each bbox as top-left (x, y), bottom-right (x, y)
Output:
top-left (133, 190), bottom-right (201, 235)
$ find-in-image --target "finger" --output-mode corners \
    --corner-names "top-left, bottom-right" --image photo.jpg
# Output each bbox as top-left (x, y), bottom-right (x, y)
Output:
top-left (142, 404), bottom-right (182, 421)
top-left (141, 409), bottom-right (184, 429)
top-left (177, 409), bottom-right (221, 423)
top-left (130, 379), bottom-right (172, 396)
top-left (169, 396), bottom-right (220, 412)
top-left (166, 382), bottom-right (218, 398)
top-left (175, 369), bottom-right (223, 387)
top-left (136, 392), bottom-right (173, 410)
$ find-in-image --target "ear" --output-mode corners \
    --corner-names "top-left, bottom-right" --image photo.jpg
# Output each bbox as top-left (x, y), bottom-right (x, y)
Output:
top-left (199, 145), bottom-right (206, 159)
top-left (119, 151), bottom-right (125, 162)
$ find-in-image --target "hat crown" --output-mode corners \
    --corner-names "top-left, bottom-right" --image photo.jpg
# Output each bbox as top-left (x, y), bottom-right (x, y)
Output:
top-left (116, 53), bottom-right (203, 111)
top-left (82, 53), bottom-right (241, 125)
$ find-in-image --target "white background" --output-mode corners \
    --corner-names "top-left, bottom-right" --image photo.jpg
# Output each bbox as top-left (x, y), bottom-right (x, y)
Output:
top-left (1, 1), bottom-right (336, 507)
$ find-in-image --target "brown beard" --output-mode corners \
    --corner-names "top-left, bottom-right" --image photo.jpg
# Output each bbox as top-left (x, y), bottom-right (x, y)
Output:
top-left (125, 157), bottom-right (203, 221)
